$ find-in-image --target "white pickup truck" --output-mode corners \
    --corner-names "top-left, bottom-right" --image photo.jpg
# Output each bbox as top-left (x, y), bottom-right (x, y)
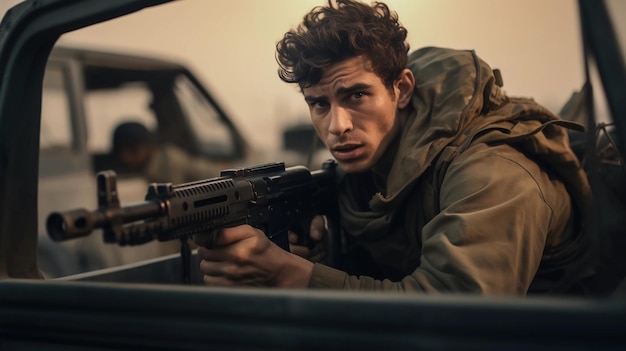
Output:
top-left (37, 45), bottom-right (283, 277)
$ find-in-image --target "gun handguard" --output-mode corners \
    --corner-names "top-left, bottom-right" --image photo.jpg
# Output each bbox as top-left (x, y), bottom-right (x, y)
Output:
top-left (46, 160), bottom-right (339, 253)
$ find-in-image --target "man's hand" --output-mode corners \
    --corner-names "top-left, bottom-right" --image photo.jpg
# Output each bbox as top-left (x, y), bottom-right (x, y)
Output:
top-left (198, 224), bottom-right (314, 288)
top-left (289, 215), bottom-right (327, 262)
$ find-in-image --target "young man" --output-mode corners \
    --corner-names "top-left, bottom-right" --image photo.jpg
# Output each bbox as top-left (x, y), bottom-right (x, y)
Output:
top-left (197, 0), bottom-right (592, 294)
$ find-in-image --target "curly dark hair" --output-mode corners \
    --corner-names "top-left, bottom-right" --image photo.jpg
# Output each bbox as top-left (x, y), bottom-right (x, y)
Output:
top-left (276, 0), bottom-right (409, 90)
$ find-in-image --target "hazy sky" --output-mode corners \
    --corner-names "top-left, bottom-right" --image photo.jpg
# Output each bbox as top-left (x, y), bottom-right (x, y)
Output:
top-left (3, 0), bottom-right (621, 151)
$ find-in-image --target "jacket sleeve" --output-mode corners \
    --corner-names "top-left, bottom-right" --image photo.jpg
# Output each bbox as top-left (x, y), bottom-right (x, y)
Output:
top-left (308, 143), bottom-right (572, 294)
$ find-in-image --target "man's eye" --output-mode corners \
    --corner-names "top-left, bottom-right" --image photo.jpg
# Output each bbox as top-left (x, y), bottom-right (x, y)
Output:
top-left (313, 101), bottom-right (329, 109)
top-left (352, 92), bottom-right (365, 99)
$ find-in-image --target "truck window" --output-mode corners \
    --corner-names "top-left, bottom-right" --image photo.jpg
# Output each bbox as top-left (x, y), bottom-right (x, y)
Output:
top-left (84, 82), bottom-right (157, 154)
top-left (174, 75), bottom-right (235, 157)
top-left (41, 64), bottom-right (72, 150)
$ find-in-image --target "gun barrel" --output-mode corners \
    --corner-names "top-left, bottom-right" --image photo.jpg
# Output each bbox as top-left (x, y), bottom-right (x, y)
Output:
top-left (45, 161), bottom-right (339, 248)
top-left (46, 201), bottom-right (163, 241)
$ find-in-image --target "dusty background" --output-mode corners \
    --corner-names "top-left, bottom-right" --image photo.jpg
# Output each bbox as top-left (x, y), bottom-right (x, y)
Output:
top-left (2, 0), bottom-right (623, 153)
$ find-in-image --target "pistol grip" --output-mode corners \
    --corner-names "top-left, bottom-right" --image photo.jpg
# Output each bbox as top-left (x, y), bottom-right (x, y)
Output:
top-left (269, 230), bottom-right (291, 252)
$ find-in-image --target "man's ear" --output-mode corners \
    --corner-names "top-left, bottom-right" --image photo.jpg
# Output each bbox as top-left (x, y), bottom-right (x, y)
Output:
top-left (394, 68), bottom-right (415, 109)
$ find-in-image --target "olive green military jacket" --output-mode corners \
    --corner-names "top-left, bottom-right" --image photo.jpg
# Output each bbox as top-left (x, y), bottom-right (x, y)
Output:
top-left (308, 47), bottom-right (592, 294)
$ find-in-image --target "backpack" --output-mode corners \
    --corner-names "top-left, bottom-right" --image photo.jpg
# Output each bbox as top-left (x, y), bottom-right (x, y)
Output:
top-left (563, 88), bottom-right (626, 296)
top-left (430, 89), bottom-right (626, 297)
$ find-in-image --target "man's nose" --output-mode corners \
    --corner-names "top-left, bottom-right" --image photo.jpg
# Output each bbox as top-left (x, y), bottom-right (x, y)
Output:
top-left (328, 106), bottom-right (353, 136)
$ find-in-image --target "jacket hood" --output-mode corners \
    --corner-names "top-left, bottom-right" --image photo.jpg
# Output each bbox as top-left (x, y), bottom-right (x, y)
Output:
top-left (368, 47), bottom-right (589, 212)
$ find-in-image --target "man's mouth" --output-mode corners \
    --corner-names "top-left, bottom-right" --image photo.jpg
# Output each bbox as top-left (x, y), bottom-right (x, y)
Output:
top-left (331, 143), bottom-right (363, 161)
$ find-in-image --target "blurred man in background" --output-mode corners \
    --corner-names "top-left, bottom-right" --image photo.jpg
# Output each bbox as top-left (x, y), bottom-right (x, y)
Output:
top-left (112, 120), bottom-right (223, 184)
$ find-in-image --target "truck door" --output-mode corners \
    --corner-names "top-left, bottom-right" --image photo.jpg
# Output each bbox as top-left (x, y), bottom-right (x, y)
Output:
top-left (37, 59), bottom-right (100, 277)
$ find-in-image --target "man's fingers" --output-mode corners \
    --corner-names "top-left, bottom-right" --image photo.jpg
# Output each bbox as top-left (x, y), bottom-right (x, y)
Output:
top-left (289, 242), bottom-right (325, 262)
top-left (197, 246), bottom-right (210, 258)
top-left (310, 215), bottom-right (326, 241)
top-left (197, 223), bottom-right (300, 288)
top-left (213, 225), bottom-right (259, 247)
top-left (197, 246), bottom-right (226, 262)
top-left (288, 216), bottom-right (328, 261)
top-left (203, 274), bottom-right (236, 287)
top-left (200, 259), bottom-right (269, 287)
top-left (309, 250), bottom-right (325, 263)
top-left (199, 258), bottom-right (221, 276)
top-left (288, 231), bottom-right (299, 244)
top-left (289, 244), bottom-right (310, 257)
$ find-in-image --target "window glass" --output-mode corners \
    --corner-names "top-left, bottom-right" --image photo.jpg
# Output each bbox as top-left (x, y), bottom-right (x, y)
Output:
top-left (84, 82), bottom-right (157, 154)
top-left (40, 64), bottom-right (72, 150)
top-left (174, 75), bottom-right (235, 156)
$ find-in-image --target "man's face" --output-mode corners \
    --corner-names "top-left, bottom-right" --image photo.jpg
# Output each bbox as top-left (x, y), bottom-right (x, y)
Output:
top-left (302, 56), bottom-right (404, 173)
top-left (117, 143), bottom-right (154, 172)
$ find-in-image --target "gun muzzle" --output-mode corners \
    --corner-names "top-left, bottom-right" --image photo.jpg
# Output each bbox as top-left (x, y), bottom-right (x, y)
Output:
top-left (46, 209), bottom-right (101, 241)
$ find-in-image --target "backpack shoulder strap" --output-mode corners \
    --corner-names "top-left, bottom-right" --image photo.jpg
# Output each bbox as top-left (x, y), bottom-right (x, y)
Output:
top-left (427, 130), bottom-right (487, 218)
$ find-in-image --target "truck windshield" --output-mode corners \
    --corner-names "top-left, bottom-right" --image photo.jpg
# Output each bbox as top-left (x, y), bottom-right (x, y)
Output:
top-left (174, 74), bottom-right (236, 157)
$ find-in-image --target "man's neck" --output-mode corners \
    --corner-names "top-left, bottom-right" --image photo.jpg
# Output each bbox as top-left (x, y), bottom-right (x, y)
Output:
top-left (370, 106), bottom-right (413, 193)
top-left (371, 130), bottom-right (401, 194)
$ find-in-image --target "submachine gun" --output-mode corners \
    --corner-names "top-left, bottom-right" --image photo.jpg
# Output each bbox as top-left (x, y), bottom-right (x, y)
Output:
top-left (46, 160), bottom-right (340, 283)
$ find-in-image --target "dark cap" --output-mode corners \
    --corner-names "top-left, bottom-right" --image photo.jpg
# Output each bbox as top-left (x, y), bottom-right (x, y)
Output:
top-left (112, 121), bottom-right (157, 151)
